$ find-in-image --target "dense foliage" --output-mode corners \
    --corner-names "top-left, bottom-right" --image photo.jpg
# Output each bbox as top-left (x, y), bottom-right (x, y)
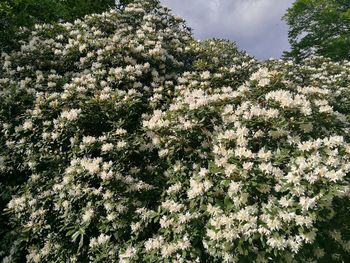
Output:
top-left (0, 0), bottom-right (115, 52)
top-left (1, 0), bottom-right (349, 262)
top-left (283, 0), bottom-right (350, 62)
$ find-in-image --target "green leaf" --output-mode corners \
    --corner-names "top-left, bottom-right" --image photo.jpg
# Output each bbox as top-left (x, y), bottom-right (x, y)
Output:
top-left (224, 195), bottom-right (233, 209)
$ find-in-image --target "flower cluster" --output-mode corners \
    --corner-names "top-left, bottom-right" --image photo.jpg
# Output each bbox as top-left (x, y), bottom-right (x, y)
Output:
top-left (0, 0), bottom-right (349, 262)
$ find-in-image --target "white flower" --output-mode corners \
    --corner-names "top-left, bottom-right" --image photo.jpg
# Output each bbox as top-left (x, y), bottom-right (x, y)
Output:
top-left (166, 183), bottom-right (182, 194)
top-left (187, 179), bottom-right (205, 199)
top-left (161, 200), bottom-right (184, 213)
top-left (97, 234), bottom-right (110, 245)
top-left (200, 71), bottom-right (210, 80)
top-left (198, 167), bottom-right (208, 177)
top-left (224, 164), bottom-right (237, 176)
top-left (235, 147), bottom-right (254, 159)
top-left (82, 136), bottom-right (96, 144)
top-left (79, 44), bottom-right (87, 52)
top-left (258, 78), bottom-right (270, 87)
top-left (228, 181), bottom-right (241, 196)
top-left (23, 120), bottom-right (33, 130)
top-left (159, 149), bottom-right (169, 157)
top-left (101, 143), bottom-right (114, 152)
top-left (299, 196), bottom-right (316, 211)
top-left (159, 215), bottom-right (174, 228)
top-left (26, 250), bottom-right (41, 263)
top-left (161, 243), bottom-right (178, 258)
top-left (82, 208), bottom-right (94, 223)
top-left (131, 222), bottom-right (142, 233)
top-left (119, 246), bottom-right (137, 260)
top-left (250, 67), bottom-right (270, 81)
top-left (117, 140), bottom-right (127, 149)
top-left (288, 237), bottom-right (302, 253)
top-left (8, 196), bottom-right (26, 211)
top-left (106, 213), bottom-right (116, 221)
top-left (319, 105), bottom-right (333, 113)
top-left (242, 162), bottom-right (254, 171)
top-left (279, 197), bottom-right (293, 207)
top-left (81, 158), bottom-right (102, 174)
top-left (145, 236), bottom-right (164, 251)
top-left (115, 128), bottom-right (127, 135)
top-left (89, 238), bottom-right (98, 248)
top-left (295, 215), bottom-right (313, 228)
top-left (257, 148), bottom-right (272, 160)
top-left (61, 109), bottom-right (81, 121)
top-left (266, 236), bottom-right (286, 250)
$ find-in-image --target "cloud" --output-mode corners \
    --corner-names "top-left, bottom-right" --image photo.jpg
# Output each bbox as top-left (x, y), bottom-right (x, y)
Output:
top-left (160, 0), bottom-right (294, 59)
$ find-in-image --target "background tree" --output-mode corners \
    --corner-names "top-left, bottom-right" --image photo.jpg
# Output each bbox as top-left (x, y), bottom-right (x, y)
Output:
top-left (0, 0), bottom-right (115, 52)
top-left (283, 0), bottom-right (350, 61)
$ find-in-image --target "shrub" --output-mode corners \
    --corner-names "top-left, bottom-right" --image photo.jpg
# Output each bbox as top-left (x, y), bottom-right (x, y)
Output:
top-left (143, 60), bottom-right (350, 262)
top-left (0, 1), bottom-right (191, 261)
top-left (0, 0), bottom-right (349, 262)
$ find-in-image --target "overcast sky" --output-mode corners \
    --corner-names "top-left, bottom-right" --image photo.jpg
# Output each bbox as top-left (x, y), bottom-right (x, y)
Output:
top-left (160, 0), bottom-right (294, 60)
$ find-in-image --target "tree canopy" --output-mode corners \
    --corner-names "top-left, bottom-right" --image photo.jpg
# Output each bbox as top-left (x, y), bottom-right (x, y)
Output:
top-left (283, 0), bottom-right (350, 61)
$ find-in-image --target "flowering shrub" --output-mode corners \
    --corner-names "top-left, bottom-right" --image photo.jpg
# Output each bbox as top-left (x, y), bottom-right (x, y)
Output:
top-left (0, 1), bottom-right (191, 261)
top-left (143, 63), bottom-right (350, 262)
top-left (0, 0), bottom-right (349, 262)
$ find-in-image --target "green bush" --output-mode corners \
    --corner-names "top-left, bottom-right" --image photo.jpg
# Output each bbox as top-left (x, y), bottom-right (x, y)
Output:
top-left (0, 0), bottom-right (349, 262)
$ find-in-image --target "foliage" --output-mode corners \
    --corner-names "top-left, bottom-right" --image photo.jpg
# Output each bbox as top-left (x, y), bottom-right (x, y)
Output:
top-left (0, 0), bottom-right (115, 52)
top-left (0, 0), bottom-right (349, 262)
top-left (283, 0), bottom-right (350, 62)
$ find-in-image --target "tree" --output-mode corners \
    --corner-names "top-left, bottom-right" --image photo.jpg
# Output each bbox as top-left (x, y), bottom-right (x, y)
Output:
top-left (0, 0), bottom-right (115, 52)
top-left (283, 0), bottom-right (350, 61)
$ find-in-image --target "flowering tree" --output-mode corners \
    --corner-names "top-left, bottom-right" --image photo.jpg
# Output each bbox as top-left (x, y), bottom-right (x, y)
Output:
top-left (0, 0), bottom-right (349, 262)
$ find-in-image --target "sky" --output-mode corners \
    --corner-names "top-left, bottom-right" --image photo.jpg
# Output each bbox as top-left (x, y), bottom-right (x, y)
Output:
top-left (160, 0), bottom-right (295, 60)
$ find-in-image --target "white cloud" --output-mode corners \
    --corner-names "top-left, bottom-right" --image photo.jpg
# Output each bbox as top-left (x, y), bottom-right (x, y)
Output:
top-left (160, 0), bottom-right (294, 59)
